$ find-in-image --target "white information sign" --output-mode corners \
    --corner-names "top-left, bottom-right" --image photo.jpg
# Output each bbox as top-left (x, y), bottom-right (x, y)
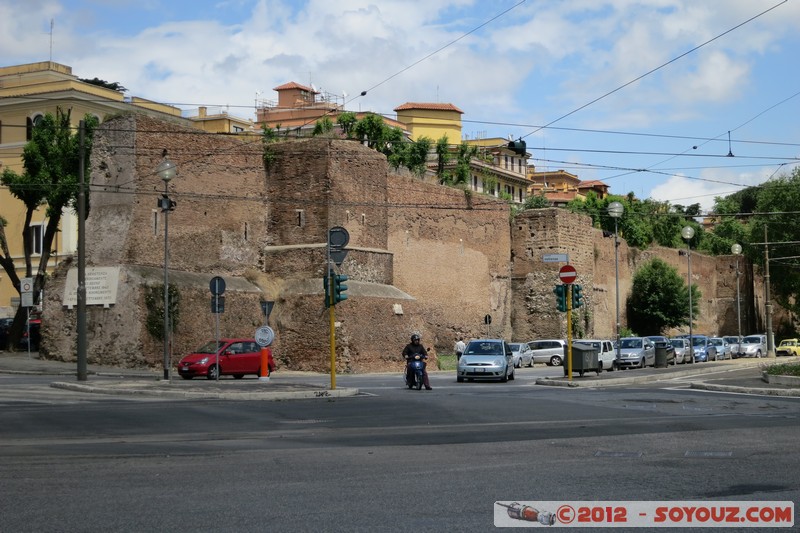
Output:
top-left (255, 326), bottom-right (275, 347)
top-left (542, 253), bottom-right (569, 263)
top-left (63, 267), bottom-right (121, 309)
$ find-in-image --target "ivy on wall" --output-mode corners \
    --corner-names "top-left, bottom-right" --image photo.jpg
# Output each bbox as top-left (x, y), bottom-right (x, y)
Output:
top-left (144, 284), bottom-right (180, 340)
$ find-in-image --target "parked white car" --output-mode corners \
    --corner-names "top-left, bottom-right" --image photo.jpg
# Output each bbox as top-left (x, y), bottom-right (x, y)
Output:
top-left (573, 339), bottom-right (617, 372)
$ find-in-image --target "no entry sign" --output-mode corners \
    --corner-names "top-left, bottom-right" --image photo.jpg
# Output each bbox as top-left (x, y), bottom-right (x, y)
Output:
top-left (559, 265), bottom-right (577, 284)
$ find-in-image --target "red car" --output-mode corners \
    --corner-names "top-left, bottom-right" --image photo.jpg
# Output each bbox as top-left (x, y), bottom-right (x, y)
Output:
top-left (177, 339), bottom-right (275, 380)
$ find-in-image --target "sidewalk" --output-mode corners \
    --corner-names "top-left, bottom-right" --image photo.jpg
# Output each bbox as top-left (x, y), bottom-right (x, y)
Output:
top-left (1, 351), bottom-right (798, 399)
top-left (0, 351), bottom-right (358, 401)
top-left (535, 357), bottom-right (800, 397)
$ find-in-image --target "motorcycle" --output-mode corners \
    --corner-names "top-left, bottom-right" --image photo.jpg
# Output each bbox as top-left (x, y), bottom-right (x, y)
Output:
top-left (405, 355), bottom-right (426, 390)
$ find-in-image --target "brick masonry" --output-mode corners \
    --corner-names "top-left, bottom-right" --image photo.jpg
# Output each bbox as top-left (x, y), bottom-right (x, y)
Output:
top-left (41, 115), bottom-right (776, 372)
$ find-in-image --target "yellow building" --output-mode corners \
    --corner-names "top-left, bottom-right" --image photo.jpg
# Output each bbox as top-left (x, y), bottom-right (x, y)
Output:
top-left (394, 102), bottom-right (463, 143)
top-left (0, 61), bottom-right (250, 315)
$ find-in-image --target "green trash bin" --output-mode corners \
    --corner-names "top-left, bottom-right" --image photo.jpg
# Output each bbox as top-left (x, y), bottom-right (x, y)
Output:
top-left (563, 343), bottom-right (599, 377)
top-left (655, 345), bottom-right (668, 368)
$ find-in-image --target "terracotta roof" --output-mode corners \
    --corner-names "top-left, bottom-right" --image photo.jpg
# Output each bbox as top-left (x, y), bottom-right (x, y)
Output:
top-left (273, 81), bottom-right (317, 93)
top-left (578, 180), bottom-right (608, 188)
top-left (393, 102), bottom-right (464, 114)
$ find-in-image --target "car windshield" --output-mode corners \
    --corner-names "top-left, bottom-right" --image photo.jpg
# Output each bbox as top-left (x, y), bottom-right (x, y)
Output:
top-left (509, 343), bottom-right (521, 351)
top-left (620, 338), bottom-right (642, 349)
top-left (723, 337), bottom-right (739, 343)
top-left (742, 336), bottom-right (761, 344)
top-left (465, 342), bottom-right (503, 355)
top-left (710, 339), bottom-right (722, 346)
top-left (691, 337), bottom-right (706, 346)
top-left (195, 340), bottom-right (224, 354)
top-left (670, 339), bottom-right (685, 348)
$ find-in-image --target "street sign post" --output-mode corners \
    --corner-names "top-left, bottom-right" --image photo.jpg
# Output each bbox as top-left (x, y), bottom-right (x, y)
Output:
top-left (559, 264), bottom-right (577, 285)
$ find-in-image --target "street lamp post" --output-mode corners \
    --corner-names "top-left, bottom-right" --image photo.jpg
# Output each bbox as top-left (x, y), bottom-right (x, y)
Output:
top-left (682, 226), bottom-right (695, 364)
top-left (731, 243), bottom-right (742, 344)
top-left (608, 201), bottom-right (624, 361)
top-left (157, 158), bottom-right (177, 380)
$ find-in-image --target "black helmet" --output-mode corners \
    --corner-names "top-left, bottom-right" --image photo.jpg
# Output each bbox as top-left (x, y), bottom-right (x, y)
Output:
top-left (411, 334), bottom-right (420, 342)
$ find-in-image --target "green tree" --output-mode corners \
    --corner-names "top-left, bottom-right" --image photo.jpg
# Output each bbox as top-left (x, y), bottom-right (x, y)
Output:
top-left (521, 192), bottom-right (551, 209)
top-left (434, 135), bottom-right (450, 183)
top-left (78, 77), bottom-right (128, 93)
top-left (748, 168), bottom-right (800, 315)
top-left (0, 108), bottom-right (98, 341)
top-left (312, 116), bottom-right (334, 136)
top-left (336, 112), bottom-right (357, 138)
top-left (627, 258), bottom-right (700, 335)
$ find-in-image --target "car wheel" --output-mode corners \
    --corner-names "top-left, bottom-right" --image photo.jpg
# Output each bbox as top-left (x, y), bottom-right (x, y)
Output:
top-left (638, 358), bottom-right (644, 369)
top-left (181, 375), bottom-right (193, 380)
top-left (500, 366), bottom-right (509, 383)
top-left (514, 360), bottom-right (520, 368)
top-left (550, 355), bottom-right (563, 366)
top-left (457, 376), bottom-right (464, 383)
top-left (756, 350), bottom-right (762, 358)
top-left (609, 361), bottom-right (616, 372)
top-left (509, 367), bottom-right (515, 381)
top-left (207, 365), bottom-right (219, 380)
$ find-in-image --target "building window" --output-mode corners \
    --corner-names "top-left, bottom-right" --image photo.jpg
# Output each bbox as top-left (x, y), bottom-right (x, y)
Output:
top-left (504, 155), bottom-right (508, 169)
top-left (295, 209), bottom-right (305, 227)
top-left (30, 224), bottom-right (44, 255)
top-left (26, 114), bottom-right (44, 141)
top-left (232, 125), bottom-right (244, 133)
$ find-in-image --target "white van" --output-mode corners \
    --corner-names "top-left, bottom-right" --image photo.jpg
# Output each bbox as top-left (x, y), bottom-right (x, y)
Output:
top-left (573, 339), bottom-right (617, 372)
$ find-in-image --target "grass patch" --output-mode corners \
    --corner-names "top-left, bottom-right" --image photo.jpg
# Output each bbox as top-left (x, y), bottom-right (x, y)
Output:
top-left (436, 354), bottom-right (458, 371)
top-left (764, 362), bottom-right (800, 377)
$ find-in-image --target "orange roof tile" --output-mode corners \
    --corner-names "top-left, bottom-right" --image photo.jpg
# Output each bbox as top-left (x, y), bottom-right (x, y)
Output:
top-left (273, 81), bottom-right (317, 93)
top-left (393, 102), bottom-right (464, 113)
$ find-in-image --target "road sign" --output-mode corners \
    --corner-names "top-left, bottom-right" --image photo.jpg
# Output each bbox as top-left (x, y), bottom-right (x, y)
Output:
top-left (209, 276), bottom-right (226, 295)
top-left (542, 253), bottom-right (568, 263)
top-left (21, 277), bottom-right (33, 294)
top-left (255, 326), bottom-right (275, 347)
top-left (328, 226), bottom-right (349, 249)
top-left (559, 264), bottom-right (577, 284)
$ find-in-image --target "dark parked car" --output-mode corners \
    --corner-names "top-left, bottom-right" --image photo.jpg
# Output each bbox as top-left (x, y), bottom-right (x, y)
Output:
top-left (177, 339), bottom-right (276, 380)
top-left (0, 317), bottom-right (13, 350)
top-left (17, 318), bottom-right (41, 351)
top-left (646, 335), bottom-right (676, 365)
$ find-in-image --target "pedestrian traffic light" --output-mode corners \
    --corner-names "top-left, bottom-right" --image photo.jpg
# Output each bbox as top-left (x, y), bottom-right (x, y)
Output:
top-left (334, 274), bottom-right (349, 304)
top-left (572, 284), bottom-right (584, 309)
top-left (554, 284), bottom-right (567, 312)
top-left (323, 274), bottom-right (331, 308)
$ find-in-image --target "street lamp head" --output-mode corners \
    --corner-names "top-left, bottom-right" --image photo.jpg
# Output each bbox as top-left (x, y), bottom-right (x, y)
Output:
top-left (607, 201), bottom-right (624, 218)
top-left (731, 243), bottom-right (742, 255)
top-left (156, 158), bottom-right (177, 183)
top-left (681, 226), bottom-right (695, 241)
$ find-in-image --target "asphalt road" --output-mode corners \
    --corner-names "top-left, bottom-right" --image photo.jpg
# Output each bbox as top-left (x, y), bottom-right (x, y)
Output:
top-left (1, 366), bottom-right (798, 532)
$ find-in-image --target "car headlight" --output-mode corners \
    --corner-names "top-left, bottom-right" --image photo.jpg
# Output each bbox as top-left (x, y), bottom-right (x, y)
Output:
top-left (494, 358), bottom-right (504, 367)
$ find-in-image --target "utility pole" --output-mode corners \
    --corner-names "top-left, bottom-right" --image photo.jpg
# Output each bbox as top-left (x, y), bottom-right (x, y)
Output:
top-left (764, 225), bottom-right (775, 357)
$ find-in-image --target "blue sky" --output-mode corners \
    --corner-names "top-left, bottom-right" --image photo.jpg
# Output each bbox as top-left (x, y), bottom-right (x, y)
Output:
top-left (3, 0), bottom-right (799, 212)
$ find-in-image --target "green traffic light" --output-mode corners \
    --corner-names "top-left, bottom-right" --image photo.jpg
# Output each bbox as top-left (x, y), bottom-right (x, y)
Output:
top-left (334, 274), bottom-right (349, 304)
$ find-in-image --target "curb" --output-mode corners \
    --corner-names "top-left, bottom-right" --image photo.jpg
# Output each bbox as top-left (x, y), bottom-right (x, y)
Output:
top-left (688, 382), bottom-right (800, 397)
top-left (50, 381), bottom-right (360, 401)
top-left (535, 360), bottom-right (767, 388)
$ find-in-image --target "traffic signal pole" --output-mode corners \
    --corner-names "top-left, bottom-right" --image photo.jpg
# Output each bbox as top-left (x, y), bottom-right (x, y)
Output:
top-left (567, 284), bottom-right (573, 382)
top-left (328, 267), bottom-right (336, 390)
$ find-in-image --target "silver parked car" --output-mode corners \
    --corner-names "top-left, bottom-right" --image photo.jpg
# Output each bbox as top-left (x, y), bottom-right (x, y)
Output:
top-left (616, 337), bottom-right (655, 369)
top-left (457, 339), bottom-right (515, 383)
top-left (690, 335), bottom-right (717, 362)
top-left (723, 336), bottom-right (741, 356)
top-left (527, 339), bottom-right (567, 366)
top-left (735, 334), bottom-right (767, 358)
top-left (509, 342), bottom-right (533, 368)
top-left (670, 338), bottom-right (692, 364)
top-left (708, 337), bottom-right (731, 360)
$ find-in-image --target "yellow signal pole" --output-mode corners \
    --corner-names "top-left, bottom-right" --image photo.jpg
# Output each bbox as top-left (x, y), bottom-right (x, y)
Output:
top-left (567, 284), bottom-right (573, 381)
top-left (328, 272), bottom-right (336, 390)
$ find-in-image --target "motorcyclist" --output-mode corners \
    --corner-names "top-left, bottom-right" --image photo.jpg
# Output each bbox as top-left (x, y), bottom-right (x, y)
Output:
top-left (402, 334), bottom-right (432, 390)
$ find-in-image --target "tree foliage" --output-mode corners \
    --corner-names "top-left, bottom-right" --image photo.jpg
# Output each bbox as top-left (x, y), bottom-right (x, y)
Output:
top-left (0, 108), bottom-right (98, 342)
top-left (627, 258), bottom-right (700, 335)
top-left (78, 77), bottom-right (128, 93)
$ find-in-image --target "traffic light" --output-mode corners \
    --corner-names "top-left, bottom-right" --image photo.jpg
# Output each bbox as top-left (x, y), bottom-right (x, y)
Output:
top-left (323, 274), bottom-right (331, 308)
top-left (507, 139), bottom-right (527, 156)
top-left (334, 274), bottom-right (349, 304)
top-left (572, 284), bottom-right (584, 309)
top-left (554, 284), bottom-right (567, 312)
